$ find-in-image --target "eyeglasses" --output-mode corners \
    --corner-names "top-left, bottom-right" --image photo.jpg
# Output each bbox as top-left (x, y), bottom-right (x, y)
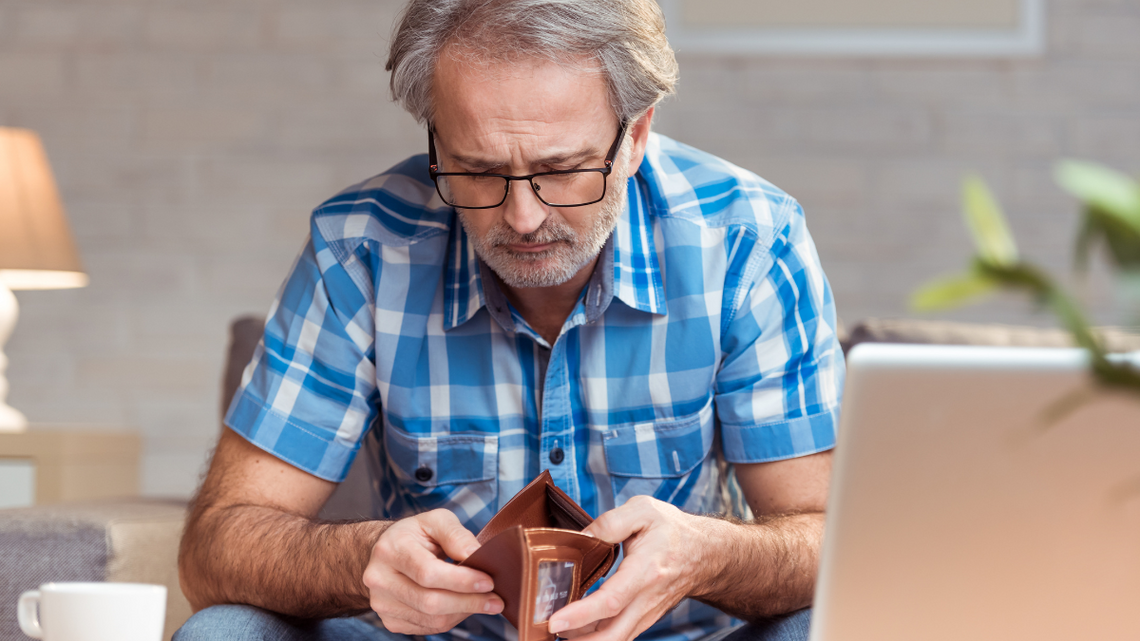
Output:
top-left (428, 121), bottom-right (628, 209)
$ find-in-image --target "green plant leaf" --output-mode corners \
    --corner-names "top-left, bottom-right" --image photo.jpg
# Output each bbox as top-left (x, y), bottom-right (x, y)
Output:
top-left (1055, 160), bottom-right (1140, 233)
top-left (911, 271), bottom-right (998, 311)
top-left (916, 165), bottom-right (1140, 404)
top-left (974, 260), bottom-right (1053, 298)
top-left (1084, 206), bottom-right (1140, 269)
top-left (1095, 360), bottom-right (1140, 390)
top-left (1073, 214), bottom-right (1096, 272)
top-left (962, 176), bottom-right (1019, 266)
top-left (1044, 288), bottom-right (1102, 354)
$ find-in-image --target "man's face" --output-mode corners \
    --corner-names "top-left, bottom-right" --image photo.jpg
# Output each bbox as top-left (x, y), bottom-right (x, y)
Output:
top-left (431, 51), bottom-right (640, 289)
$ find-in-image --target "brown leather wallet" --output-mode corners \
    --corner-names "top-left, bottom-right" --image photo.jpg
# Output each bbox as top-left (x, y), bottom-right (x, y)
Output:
top-left (461, 470), bottom-right (618, 641)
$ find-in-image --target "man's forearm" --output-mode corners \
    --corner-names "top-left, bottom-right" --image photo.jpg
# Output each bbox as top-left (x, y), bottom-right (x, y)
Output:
top-left (691, 512), bottom-right (824, 621)
top-left (179, 502), bottom-right (390, 618)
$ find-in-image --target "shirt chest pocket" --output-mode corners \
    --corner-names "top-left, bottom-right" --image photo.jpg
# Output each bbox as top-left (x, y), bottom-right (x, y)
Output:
top-left (602, 411), bottom-right (712, 478)
top-left (385, 426), bottom-right (499, 499)
top-left (599, 398), bottom-right (716, 510)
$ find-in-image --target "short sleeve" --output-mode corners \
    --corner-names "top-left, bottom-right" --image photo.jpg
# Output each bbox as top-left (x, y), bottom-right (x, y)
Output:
top-left (224, 229), bottom-right (379, 481)
top-left (714, 199), bottom-right (845, 463)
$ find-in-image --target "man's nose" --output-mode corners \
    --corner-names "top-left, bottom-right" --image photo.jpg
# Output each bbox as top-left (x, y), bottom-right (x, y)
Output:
top-left (502, 180), bottom-right (548, 236)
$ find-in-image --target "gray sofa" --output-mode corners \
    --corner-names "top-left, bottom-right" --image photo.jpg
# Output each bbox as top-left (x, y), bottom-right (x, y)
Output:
top-left (3, 316), bottom-right (1137, 641)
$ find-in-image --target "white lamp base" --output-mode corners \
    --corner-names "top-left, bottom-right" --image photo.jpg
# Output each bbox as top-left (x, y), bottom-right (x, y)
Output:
top-left (0, 281), bottom-right (28, 433)
top-left (0, 402), bottom-right (27, 432)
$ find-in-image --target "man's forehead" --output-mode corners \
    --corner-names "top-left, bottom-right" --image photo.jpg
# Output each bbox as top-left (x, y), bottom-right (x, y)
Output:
top-left (439, 43), bottom-right (604, 85)
top-left (431, 48), bottom-right (616, 149)
top-left (442, 130), bottom-right (608, 170)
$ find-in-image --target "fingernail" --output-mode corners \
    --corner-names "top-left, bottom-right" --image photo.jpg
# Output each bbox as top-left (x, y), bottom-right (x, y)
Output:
top-left (475, 580), bottom-right (492, 592)
top-left (485, 599), bottom-right (504, 614)
top-left (549, 620), bottom-right (568, 633)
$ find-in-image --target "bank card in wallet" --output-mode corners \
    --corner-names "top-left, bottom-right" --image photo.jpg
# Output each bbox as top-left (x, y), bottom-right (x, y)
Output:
top-left (461, 470), bottom-right (619, 641)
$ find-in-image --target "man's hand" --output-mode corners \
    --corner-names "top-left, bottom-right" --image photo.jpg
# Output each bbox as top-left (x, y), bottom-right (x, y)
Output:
top-left (363, 509), bottom-right (504, 634)
top-left (544, 452), bottom-right (833, 641)
top-left (547, 496), bottom-right (715, 641)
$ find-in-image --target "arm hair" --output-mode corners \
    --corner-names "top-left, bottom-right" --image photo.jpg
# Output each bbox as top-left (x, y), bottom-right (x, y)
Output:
top-left (178, 428), bottom-right (390, 617)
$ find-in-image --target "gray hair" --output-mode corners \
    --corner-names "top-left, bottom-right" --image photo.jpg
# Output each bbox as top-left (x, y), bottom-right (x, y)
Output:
top-left (385, 0), bottom-right (678, 126)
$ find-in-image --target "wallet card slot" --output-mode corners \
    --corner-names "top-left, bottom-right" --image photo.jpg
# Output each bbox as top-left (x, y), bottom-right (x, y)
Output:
top-left (525, 529), bottom-right (616, 597)
top-left (545, 486), bottom-right (592, 531)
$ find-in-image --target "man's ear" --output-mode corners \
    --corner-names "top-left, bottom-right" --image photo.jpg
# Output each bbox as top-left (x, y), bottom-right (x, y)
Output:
top-left (625, 107), bottom-right (654, 174)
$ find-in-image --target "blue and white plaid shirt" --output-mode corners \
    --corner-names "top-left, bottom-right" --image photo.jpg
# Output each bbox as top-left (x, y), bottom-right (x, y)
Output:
top-left (227, 132), bottom-right (844, 641)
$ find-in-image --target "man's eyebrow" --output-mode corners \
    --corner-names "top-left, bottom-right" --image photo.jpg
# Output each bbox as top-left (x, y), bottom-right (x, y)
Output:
top-left (448, 147), bottom-right (603, 171)
top-left (447, 154), bottom-right (504, 171)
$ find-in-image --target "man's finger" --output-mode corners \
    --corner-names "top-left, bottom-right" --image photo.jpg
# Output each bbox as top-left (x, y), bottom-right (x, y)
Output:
top-left (369, 536), bottom-right (491, 595)
top-left (374, 599), bottom-right (466, 636)
top-left (419, 509), bottom-right (485, 563)
top-left (394, 533), bottom-right (495, 593)
top-left (549, 572), bottom-right (637, 634)
top-left (556, 593), bottom-right (650, 641)
top-left (580, 501), bottom-right (644, 545)
top-left (554, 620), bottom-right (600, 638)
top-left (387, 569), bottom-right (504, 616)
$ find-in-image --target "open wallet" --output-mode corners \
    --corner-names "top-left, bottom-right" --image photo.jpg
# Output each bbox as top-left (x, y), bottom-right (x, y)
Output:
top-left (460, 470), bottom-right (619, 641)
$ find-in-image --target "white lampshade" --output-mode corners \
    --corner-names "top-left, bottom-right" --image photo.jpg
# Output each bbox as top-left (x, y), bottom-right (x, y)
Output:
top-left (0, 127), bottom-right (88, 290)
top-left (0, 127), bottom-right (88, 431)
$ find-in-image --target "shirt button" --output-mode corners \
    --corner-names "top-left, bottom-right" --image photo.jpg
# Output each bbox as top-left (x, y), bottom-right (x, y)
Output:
top-left (414, 466), bottom-right (433, 482)
top-left (549, 448), bottom-right (565, 465)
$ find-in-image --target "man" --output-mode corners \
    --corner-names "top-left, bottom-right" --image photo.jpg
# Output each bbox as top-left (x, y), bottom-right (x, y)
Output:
top-left (176, 1), bottom-right (844, 641)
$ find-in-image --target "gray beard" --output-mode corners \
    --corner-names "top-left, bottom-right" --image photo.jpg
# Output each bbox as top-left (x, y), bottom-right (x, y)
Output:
top-left (458, 164), bottom-right (629, 289)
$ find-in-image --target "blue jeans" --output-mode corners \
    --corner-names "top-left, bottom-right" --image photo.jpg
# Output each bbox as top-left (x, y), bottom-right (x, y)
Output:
top-left (173, 605), bottom-right (812, 641)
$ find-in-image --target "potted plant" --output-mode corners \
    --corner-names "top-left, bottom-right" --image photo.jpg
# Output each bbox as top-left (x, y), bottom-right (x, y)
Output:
top-left (912, 161), bottom-right (1140, 394)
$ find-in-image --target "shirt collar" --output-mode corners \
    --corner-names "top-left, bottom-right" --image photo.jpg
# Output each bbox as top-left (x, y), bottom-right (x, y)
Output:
top-left (442, 174), bottom-right (666, 332)
top-left (442, 219), bottom-right (487, 330)
top-left (610, 173), bottom-right (666, 316)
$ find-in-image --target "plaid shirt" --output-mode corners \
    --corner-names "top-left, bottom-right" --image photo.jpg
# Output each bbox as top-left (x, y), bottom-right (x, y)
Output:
top-left (227, 132), bottom-right (844, 641)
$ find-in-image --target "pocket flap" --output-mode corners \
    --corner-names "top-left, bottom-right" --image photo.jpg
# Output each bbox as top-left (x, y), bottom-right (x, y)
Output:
top-left (386, 426), bottom-right (498, 487)
top-left (601, 401), bottom-right (713, 478)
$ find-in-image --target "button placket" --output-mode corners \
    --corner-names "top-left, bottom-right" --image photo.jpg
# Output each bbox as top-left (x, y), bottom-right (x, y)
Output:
top-left (539, 337), bottom-right (579, 503)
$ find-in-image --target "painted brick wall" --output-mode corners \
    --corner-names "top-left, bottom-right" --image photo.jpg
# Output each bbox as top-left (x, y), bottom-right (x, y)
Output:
top-left (2, 0), bottom-right (1138, 496)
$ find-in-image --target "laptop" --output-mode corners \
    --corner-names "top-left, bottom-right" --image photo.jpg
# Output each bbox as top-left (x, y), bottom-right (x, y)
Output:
top-left (811, 343), bottom-right (1140, 641)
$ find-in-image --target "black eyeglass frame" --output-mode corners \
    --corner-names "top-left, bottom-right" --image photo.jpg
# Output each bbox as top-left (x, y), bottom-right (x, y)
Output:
top-left (428, 120), bottom-right (629, 210)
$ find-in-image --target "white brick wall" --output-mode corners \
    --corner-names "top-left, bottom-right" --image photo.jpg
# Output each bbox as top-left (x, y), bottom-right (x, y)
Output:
top-left (2, 0), bottom-right (1138, 496)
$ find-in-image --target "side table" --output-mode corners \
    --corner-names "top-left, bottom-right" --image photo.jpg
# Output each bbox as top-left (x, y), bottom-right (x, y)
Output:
top-left (0, 425), bottom-right (140, 508)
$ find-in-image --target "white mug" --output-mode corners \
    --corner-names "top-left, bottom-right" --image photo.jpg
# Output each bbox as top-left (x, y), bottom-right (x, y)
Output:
top-left (17, 582), bottom-right (166, 641)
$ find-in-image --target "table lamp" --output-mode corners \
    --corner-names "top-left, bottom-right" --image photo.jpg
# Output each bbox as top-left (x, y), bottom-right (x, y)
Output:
top-left (0, 127), bottom-right (88, 432)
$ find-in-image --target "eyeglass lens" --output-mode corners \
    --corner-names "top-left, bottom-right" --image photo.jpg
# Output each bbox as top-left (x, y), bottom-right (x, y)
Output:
top-left (437, 171), bottom-right (606, 208)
